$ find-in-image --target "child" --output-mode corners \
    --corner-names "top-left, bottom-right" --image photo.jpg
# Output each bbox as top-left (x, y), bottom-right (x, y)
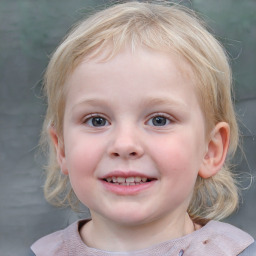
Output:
top-left (30, 1), bottom-right (255, 255)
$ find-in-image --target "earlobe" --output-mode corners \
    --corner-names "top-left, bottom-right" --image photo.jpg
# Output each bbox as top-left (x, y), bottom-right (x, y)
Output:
top-left (199, 122), bottom-right (230, 179)
top-left (49, 127), bottom-right (68, 175)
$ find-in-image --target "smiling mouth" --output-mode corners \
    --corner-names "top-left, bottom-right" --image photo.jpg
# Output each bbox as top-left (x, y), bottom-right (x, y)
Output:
top-left (103, 176), bottom-right (156, 186)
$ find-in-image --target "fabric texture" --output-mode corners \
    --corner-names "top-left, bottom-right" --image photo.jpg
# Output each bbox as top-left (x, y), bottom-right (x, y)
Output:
top-left (31, 219), bottom-right (254, 256)
top-left (238, 241), bottom-right (256, 256)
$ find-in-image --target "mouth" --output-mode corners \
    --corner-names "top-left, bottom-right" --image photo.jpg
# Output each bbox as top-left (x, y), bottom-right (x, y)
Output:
top-left (102, 176), bottom-right (156, 186)
top-left (100, 171), bottom-right (157, 195)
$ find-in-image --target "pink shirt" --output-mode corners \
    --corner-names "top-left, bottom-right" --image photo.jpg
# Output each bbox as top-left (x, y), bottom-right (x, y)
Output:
top-left (31, 219), bottom-right (254, 256)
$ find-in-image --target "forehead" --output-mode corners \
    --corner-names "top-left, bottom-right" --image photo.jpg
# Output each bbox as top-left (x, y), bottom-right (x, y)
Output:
top-left (64, 47), bottom-right (200, 111)
top-left (67, 46), bottom-right (196, 90)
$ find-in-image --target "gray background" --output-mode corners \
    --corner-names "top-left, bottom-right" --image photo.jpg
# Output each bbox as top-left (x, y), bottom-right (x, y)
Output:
top-left (0, 0), bottom-right (255, 255)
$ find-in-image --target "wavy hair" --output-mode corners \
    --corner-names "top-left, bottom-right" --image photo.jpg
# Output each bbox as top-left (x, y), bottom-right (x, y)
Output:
top-left (41, 1), bottom-right (239, 225)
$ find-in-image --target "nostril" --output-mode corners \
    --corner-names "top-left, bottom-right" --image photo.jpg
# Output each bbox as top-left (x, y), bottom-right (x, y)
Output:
top-left (111, 151), bottom-right (138, 158)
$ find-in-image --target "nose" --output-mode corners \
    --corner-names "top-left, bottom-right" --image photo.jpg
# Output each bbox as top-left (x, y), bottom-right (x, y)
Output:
top-left (107, 126), bottom-right (144, 159)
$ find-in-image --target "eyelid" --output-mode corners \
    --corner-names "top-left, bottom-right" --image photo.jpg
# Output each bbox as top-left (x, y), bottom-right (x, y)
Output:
top-left (146, 112), bottom-right (175, 125)
top-left (147, 112), bottom-right (174, 120)
top-left (83, 113), bottom-right (111, 126)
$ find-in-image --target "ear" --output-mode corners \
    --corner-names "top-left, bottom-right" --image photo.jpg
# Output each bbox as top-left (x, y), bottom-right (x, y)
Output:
top-left (49, 127), bottom-right (68, 175)
top-left (199, 122), bottom-right (230, 179)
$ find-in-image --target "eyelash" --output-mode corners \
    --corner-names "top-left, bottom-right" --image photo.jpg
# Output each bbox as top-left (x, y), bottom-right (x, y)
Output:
top-left (146, 113), bottom-right (173, 127)
top-left (83, 114), bottom-right (110, 127)
top-left (82, 113), bottom-right (174, 127)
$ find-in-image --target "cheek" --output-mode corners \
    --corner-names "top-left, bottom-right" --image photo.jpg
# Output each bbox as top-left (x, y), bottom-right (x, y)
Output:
top-left (64, 134), bottom-right (103, 178)
top-left (155, 141), bottom-right (200, 207)
top-left (64, 140), bottom-right (102, 205)
top-left (151, 133), bottom-right (203, 182)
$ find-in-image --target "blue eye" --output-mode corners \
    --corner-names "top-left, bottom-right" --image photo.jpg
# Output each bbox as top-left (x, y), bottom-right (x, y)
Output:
top-left (147, 115), bottom-right (171, 126)
top-left (152, 116), bottom-right (167, 126)
top-left (85, 116), bottom-right (109, 127)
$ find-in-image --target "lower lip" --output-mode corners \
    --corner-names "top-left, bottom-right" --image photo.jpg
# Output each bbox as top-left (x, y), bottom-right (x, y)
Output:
top-left (100, 180), bottom-right (156, 195)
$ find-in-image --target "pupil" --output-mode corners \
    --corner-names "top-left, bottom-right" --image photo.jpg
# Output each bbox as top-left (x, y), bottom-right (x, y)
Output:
top-left (92, 117), bottom-right (106, 126)
top-left (153, 116), bottom-right (166, 126)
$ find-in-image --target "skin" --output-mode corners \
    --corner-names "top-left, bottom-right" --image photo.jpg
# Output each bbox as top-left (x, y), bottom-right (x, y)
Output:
top-left (50, 47), bottom-right (230, 251)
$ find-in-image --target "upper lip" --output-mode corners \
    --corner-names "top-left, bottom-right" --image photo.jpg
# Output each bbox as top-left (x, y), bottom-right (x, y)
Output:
top-left (100, 170), bottom-right (157, 180)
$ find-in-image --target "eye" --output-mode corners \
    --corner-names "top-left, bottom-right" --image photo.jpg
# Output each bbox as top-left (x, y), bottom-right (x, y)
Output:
top-left (147, 114), bottom-right (171, 127)
top-left (84, 115), bottom-right (110, 127)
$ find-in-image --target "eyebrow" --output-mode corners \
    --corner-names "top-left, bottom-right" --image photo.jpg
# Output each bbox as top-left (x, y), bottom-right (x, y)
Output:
top-left (140, 96), bottom-right (188, 109)
top-left (71, 98), bottom-right (111, 112)
top-left (71, 96), bottom-right (188, 113)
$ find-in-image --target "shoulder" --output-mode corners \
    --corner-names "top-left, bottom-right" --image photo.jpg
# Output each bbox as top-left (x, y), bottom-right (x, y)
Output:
top-left (203, 220), bottom-right (253, 239)
top-left (190, 220), bottom-right (254, 255)
top-left (31, 228), bottom-right (68, 256)
top-left (30, 219), bottom-right (88, 256)
top-left (238, 241), bottom-right (256, 255)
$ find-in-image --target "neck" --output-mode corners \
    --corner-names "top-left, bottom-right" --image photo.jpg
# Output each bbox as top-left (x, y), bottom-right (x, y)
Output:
top-left (80, 212), bottom-right (195, 251)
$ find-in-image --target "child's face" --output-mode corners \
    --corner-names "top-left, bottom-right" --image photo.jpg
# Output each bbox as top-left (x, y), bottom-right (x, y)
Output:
top-left (56, 47), bottom-right (209, 226)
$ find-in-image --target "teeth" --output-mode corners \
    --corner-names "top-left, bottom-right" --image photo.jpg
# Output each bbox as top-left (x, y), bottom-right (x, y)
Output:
top-left (135, 177), bottom-right (142, 182)
top-left (105, 176), bottom-right (149, 185)
top-left (117, 177), bottom-right (125, 183)
top-left (126, 177), bottom-right (134, 183)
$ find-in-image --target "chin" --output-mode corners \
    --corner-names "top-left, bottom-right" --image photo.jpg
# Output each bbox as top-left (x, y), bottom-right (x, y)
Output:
top-left (105, 209), bottom-right (153, 227)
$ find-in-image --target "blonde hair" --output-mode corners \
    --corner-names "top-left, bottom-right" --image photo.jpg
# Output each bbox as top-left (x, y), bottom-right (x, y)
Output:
top-left (41, 1), bottom-right (239, 225)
